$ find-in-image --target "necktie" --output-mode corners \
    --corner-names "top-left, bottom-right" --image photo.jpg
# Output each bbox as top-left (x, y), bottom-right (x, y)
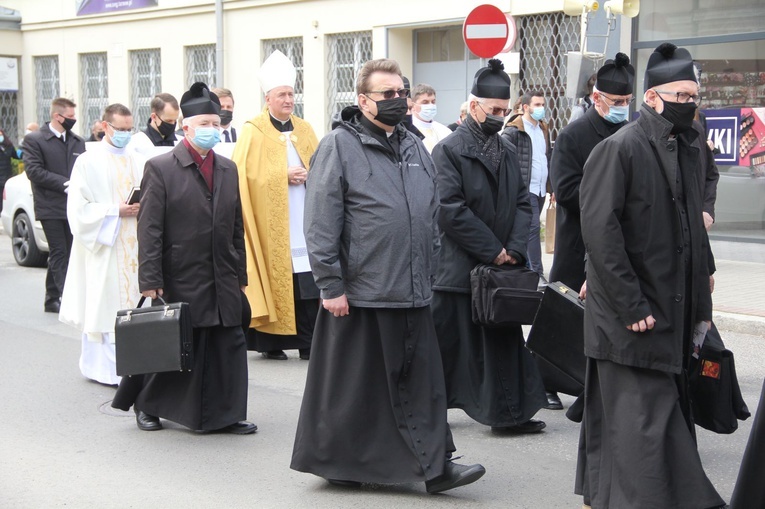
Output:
top-left (223, 130), bottom-right (230, 143)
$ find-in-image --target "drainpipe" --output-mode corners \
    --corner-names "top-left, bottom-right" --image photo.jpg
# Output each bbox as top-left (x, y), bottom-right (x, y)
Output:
top-left (215, 0), bottom-right (223, 86)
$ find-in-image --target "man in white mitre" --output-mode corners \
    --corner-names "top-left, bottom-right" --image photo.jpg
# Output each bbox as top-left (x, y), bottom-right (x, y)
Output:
top-left (60, 103), bottom-right (144, 385)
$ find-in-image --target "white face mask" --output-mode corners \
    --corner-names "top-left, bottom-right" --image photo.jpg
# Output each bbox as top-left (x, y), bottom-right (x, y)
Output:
top-left (418, 104), bottom-right (438, 122)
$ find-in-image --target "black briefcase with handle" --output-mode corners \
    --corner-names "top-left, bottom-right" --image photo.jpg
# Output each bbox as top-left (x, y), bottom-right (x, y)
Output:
top-left (470, 263), bottom-right (542, 326)
top-left (115, 295), bottom-right (193, 376)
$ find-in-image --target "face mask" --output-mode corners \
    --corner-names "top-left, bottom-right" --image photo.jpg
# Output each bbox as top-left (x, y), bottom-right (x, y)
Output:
top-left (156, 118), bottom-right (177, 138)
top-left (481, 114), bottom-right (505, 136)
top-left (192, 126), bottom-right (220, 149)
top-left (659, 99), bottom-right (697, 135)
top-left (0, 135), bottom-right (4, 144)
top-left (604, 105), bottom-right (629, 124)
top-left (219, 110), bottom-right (233, 126)
top-left (95, 131), bottom-right (105, 140)
top-left (418, 104), bottom-right (437, 122)
top-left (110, 130), bottom-right (132, 148)
top-left (59, 116), bottom-right (76, 131)
top-left (371, 97), bottom-right (408, 127)
top-left (531, 106), bottom-right (546, 122)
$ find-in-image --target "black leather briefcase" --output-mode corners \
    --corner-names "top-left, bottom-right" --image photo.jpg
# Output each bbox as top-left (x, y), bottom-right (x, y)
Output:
top-left (470, 263), bottom-right (542, 327)
top-left (526, 282), bottom-right (586, 395)
top-left (115, 296), bottom-right (193, 376)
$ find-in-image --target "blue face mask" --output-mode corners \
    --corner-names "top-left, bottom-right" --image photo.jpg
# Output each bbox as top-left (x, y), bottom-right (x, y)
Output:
top-left (192, 127), bottom-right (220, 149)
top-left (530, 106), bottom-right (546, 122)
top-left (604, 105), bottom-right (629, 124)
top-left (110, 130), bottom-right (132, 148)
top-left (0, 135), bottom-right (4, 144)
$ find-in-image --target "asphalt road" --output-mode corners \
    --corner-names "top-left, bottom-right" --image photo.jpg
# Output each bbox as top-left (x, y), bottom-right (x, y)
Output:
top-left (0, 237), bottom-right (761, 508)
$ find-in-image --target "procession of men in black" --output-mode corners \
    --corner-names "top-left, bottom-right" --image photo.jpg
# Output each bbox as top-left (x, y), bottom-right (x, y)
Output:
top-left (28, 41), bottom-right (745, 506)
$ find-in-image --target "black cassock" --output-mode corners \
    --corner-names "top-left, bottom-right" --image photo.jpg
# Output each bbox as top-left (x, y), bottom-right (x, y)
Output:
top-left (730, 379), bottom-right (765, 509)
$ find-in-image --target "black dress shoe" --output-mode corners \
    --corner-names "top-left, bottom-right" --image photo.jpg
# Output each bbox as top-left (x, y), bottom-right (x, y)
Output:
top-left (326, 479), bottom-right (362, 488)
top-left (219, 421), bottom-right (258, 434)
top-left (544, 391), bottom-right (563, 410)
top-left (426, 460), bottom-right (486, 494)
top-left (44, 301), bottom-right (60, 313)
top-left (299, 348), bottom-right (310, 360)
top-left (262, 350), bottom-right (288, 360)
top-left (135, 409), bottom-right (162, 431)
top-left (491, 419), bottom-right (546, 434)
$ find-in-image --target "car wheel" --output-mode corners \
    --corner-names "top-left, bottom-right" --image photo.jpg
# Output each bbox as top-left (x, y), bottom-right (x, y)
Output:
top-left (12, 212), bottom-right (48, 267)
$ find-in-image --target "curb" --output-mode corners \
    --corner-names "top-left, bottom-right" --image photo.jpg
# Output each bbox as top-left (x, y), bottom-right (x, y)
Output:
top-left (713, 311), bottom-right (765, 337)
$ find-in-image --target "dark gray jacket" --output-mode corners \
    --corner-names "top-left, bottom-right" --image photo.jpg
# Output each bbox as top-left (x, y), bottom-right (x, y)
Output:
top-left (500, 114), bottom-right (551, 193)
top-left (22, 123), bottom-right (86, 220)
top-left (304, 107), bottom-right (439, 308)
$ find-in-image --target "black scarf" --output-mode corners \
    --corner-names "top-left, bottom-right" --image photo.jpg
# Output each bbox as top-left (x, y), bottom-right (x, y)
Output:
top-left (465, 113), bottom-right (503, 178)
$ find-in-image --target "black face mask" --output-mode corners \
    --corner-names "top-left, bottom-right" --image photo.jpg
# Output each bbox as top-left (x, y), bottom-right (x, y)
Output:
top-left (95, 131), bottom-right (105, 140)
top-left (660, 99), bottom-right (697, 135)
top-left (59, 116), bottom-right (76, 132)
top-left (219, 110), bottom-right (233, 126)
top-left (480, 114), bottom-right (505, 136)
top-left (156, 118), bottom-right (177, 138)
top-left (371, 97), bottom-right (408, 127)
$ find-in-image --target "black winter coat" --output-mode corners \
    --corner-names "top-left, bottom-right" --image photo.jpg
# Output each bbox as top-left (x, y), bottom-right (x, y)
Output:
top-left (580, 105), bottom-right (713, 374)
top-left (0, 143), bottom-right (19, 188)
top-left (548, 107), bottom-right (626, 290)
top-left (138, 143), bottom-right (248, 328)
top-left (432, 124), bottom-right (531, 292)
top-left (23, 124), bottom-right (86, 220)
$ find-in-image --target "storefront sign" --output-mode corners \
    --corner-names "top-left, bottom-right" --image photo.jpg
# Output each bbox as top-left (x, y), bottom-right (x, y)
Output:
top-left (705, 109), bottom-right (739, 164)
top-left (76, 0), bottom-right (158, 16)
top-left (706, 107), bottom-right (765, 167)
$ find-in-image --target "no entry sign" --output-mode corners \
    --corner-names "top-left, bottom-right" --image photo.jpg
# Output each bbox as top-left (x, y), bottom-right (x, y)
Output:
top-left (462, 4), bottom-right (515, 59)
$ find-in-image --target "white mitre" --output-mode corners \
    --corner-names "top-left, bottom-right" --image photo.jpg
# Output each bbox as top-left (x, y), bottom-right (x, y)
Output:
top-left (259, 50), bottom-right (297, 93)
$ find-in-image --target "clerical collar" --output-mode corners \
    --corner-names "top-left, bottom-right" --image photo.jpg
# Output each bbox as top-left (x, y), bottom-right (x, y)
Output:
top-left (269, 113), bottom-right (293, 133)
top-left (359, 114), bottom-right (392, 139)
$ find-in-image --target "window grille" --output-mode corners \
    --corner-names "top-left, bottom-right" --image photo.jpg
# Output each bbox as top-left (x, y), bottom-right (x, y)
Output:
top-left (0, 91), bottom-right (19, 145)
top-left (515, 13), bottom-right (581, 141)
top-left (263, 37), bottom-right (305, 119)
top-left (34, 55), bottom-right (59, 126)
top-left (80, 52), bottom-right (109, 138)
top-left (130, 49), bottom-right (161, 129)
top-left (186, 44), bottom-right (216, 88)
top-left (327, 31), bottom-right (372, 130)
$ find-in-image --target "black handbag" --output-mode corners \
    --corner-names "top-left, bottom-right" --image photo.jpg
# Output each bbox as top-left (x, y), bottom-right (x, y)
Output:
top-left (689, 323), bottom-right (750, 434)
top-left (470, 263), bottom-right (542, 326)
top-left (115, 295), bottom-right (193, 376)
top-left (526, 281), bottom-right (586, 395)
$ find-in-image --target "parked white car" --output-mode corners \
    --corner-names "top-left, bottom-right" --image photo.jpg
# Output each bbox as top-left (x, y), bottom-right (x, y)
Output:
top-left (1, 171), bottom-right (49, 267)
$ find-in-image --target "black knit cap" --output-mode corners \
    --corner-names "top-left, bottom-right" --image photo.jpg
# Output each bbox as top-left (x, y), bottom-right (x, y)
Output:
top-left (644, 43), bottom-right (696, 89)
top-left (180, 82), bottom-right (221, 118)
top-left (596, 53), bottom-right (635, 96)
top-left (471, 59), bottom-right (511, 100)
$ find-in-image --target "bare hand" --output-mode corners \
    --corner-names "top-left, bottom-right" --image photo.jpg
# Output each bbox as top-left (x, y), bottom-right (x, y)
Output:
top-left (323, 294), bottom-right (349, 317)
top-left (709, 275), bottom-right (715, 294)
top-left (706, 140), bottom-right (715, 152)
top-left (119, 202), bottom-right (140, 217)
top-left (506, 255), bottom-right (518, 265)
top-left (141, 288), bottom-right (164, 299)
top-left (703, 212), bottom-right (714, 231)
top-left (579, 280), bottom-right (587, 300)
top-left (493, 248), bottom-right (508, 265)
top-left (549, 193), bottom-right (556, 204)
top-left (627, 315), bottom-right (655, 332)
top-left (288, 166), bottom-right (308, 186)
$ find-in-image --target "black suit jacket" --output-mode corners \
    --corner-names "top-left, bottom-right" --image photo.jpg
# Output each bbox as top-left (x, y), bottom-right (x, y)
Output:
top-left (137, 142), bottom-right (247, 328)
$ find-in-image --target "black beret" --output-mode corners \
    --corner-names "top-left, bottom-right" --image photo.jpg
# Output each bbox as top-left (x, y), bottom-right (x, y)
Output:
top-left (644, 43), bottom-right (696, 89)
top-left (180, 82), bottom-right (221, 118)
top-left (596, 52), bottom-right (635, 96)
top-left (471, 59), bottom-right (511, 100)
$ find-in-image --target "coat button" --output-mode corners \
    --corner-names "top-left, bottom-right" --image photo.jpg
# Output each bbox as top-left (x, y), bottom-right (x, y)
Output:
top-left (677, 246), bottom-right (683, 253)
top-left (675, 294), bottom-right (682, 302)
top-left (668, 145), bottom-right (675, 151)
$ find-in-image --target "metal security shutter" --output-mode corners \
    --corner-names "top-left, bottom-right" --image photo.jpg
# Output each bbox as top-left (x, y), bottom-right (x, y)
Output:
top-left (186, 44), bottom-right (216, 88)
top-left (130, 49), bottom-right (161, 129)
top-left (80, 52), bottom-right (108, 138)
top-left (34, 55), bottom-right (59, 126)
top-left (263, 37), bottom-right (305, 119)
top-left (515, 13), bottom-right (581, 141)
top-left (326, 31), bottom-right (372, 130)
top-left (0, 91), bottom-right (18, 145)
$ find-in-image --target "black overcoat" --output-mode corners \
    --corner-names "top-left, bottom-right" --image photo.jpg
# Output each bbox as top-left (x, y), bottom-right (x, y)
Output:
top-left (549, 107), bottom-right (626, 290)
top-left (138, 142), bottom-right (248, 328)
top-left (580, 105), bottom-right (713, 374)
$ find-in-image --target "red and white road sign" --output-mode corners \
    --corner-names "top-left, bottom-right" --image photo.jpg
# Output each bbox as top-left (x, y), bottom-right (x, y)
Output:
top-left (462, 4), bottom-right (515, 59)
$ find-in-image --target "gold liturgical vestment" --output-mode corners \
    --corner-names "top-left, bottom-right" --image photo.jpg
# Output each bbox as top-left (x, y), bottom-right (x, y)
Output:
top-left (232, 109), bottom-right (319, 335)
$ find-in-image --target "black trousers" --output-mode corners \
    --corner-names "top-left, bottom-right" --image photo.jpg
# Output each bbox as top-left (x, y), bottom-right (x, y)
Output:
top-left (40, 219), bottom-right (72, 305)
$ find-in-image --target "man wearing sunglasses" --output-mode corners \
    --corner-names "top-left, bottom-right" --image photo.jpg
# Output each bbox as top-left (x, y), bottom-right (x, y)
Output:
top-left (576, 43), bottom-right (725, 509)
top-left (293, 58), bottom-right (485, 493)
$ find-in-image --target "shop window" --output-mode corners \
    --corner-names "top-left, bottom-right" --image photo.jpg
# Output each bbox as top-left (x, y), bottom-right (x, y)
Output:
top-left (326, 31), bottom-right (372, 130)
top-left (34, 55), bottom-right (59, 126)
top-left (263, 37), bottom-right (305, 119)
top-left (637, 0), bottom-right (765, 41)
top-left (186, 44), bottom-right (216, 88)
top-left (80, 52), bottom-right (108, 139)
top-left (416, 27), bottom-right (474, 63)
top-left (130, 49), bottom-right (161, 129)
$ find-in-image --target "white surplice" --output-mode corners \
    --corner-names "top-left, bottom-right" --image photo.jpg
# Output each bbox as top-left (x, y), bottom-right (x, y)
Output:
top-left (285, 132), bottom-right (311, 274)
top-left (59, 141), bottom-right (144, 385)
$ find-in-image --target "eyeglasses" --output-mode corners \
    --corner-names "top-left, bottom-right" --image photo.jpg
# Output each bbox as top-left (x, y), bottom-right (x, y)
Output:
top-left (599, 93), bottom-right (635, 107)
top-left (365, 88), bottom-right (410, 100)
top-left (652, 89), bottom-right (701, 104)
top-left (107, 122), bottom-right (135, 134)
top-left (478, 102), bottom-right (511, 118)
